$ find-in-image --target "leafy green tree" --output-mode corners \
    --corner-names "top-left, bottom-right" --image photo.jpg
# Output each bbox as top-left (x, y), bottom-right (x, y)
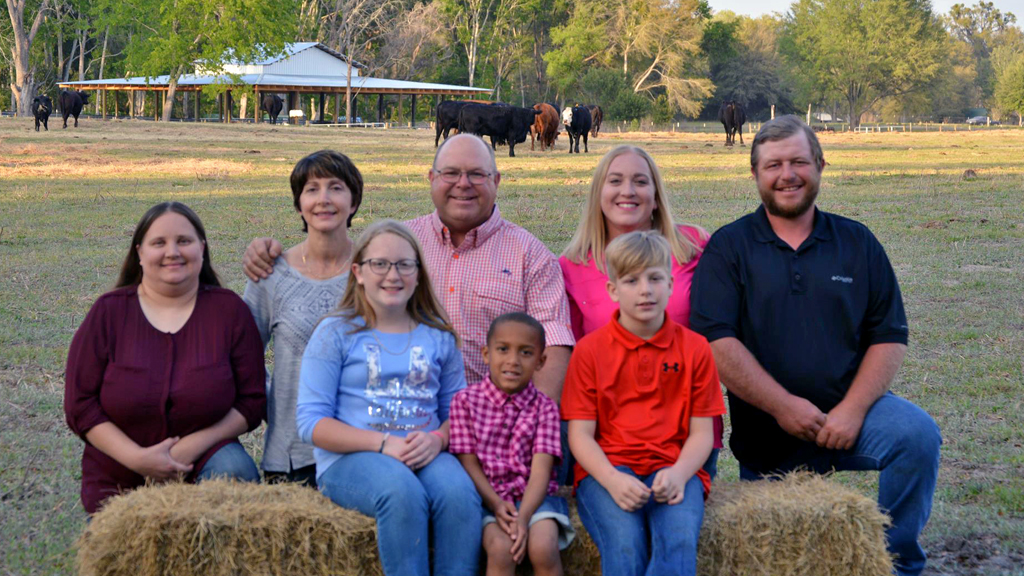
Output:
top-left (946, 1), bottom-right (1017, 102)
top-left (784, 0), bottom-right (947, 128)
top-left (995, 53), bottom-right (1024, 124)
top-left (108, 0), bottom-right (297, 121)
top-left (704, 14), bottom-right (795, 119)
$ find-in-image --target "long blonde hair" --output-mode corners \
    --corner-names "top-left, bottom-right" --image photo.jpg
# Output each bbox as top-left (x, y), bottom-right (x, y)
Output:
top-left (561, 145), bottom-right (705, 273)
top-left (333, 220), bottom-right (459, 345)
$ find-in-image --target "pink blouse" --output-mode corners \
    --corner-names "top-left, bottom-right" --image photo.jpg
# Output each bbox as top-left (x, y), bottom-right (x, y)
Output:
top-left (559, 225), bottom-right (723, 448)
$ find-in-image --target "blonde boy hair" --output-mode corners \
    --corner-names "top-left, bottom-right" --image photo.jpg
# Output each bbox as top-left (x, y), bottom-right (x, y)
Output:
top-left (331, 219), bottom-right (460, 345)
top-left (561, 145), bottom-right (705, 273)
top-left (604, 230), bottom-right (673, 283)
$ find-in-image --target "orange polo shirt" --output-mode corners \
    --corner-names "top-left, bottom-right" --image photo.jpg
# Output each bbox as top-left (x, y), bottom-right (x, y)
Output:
top-left (561, 311), bottom-right (726, 495)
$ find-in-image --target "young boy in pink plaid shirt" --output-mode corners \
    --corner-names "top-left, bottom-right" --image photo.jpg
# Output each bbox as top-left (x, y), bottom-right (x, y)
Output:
top-left (449, 313), bottom-right (575, 576)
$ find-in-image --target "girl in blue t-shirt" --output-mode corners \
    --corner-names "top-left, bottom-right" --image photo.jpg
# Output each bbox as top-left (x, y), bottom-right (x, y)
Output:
top-left (296, 219), bottom-right (481, 576)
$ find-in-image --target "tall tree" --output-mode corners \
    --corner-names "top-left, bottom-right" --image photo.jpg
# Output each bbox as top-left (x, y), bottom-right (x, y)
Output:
top-left (946, 1), bottom-right (1017, 102)
top-left (6, 0), bottom-right (49, 115)
top-left (785, 0), bottom-right (947, 127)
top-left (109, 0), bottom-right (296, 121)
top-left (995, 53), bottom-right (1024, 124)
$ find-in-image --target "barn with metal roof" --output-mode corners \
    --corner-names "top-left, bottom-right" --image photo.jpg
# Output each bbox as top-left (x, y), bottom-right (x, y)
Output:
top-left (58, 42), bottom-right (491, 125)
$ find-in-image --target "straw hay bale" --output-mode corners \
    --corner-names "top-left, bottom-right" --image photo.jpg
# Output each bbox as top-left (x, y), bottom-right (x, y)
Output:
top-left (697, 472), bottom-right (893, 576)
top-left (78, 473), bottom-right (890, 576)
top-left (76, 479), bottom-right (384, 576)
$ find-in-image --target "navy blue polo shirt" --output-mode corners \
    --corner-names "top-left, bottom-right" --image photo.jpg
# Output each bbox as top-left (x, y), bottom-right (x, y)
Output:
top-left (689, 205), bottom-right (908, 473)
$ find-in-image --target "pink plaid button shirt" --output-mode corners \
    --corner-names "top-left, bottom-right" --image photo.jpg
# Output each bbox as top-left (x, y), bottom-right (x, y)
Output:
top-left (405, 206), bottom-right (574, 385)
top-left (449, 375), bottom-right (562, 502)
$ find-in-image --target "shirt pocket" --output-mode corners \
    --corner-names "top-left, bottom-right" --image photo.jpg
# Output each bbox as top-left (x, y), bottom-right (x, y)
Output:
top-left (471, 280), bottom-right (525, 338)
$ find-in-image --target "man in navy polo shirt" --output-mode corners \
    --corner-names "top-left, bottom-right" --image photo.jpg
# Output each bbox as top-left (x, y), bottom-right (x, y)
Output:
top-left (689, 115), bottom-right (940, 576)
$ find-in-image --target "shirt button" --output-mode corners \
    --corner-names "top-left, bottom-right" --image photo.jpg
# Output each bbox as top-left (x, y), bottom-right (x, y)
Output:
top-left (795, 274), bottom-right (802, 281)
top-left (453, 253), bottom-right (459, 259)
top-left (642, 356), bottom-right (649, 363)
top-left (449, 286), bottom-right (455, 292)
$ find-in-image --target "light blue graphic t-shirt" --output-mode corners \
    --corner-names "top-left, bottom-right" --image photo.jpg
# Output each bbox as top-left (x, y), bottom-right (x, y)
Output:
top-left (296, 316), bottom-right (467, 479)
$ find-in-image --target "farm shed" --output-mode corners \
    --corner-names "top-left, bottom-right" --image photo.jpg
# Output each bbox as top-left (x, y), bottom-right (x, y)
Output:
top-left (57, 42), bottom-right (491, 125)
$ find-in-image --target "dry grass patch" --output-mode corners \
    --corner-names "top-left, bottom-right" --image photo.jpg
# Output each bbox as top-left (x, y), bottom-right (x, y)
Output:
top-left (1, 156), bottom-right (253, 180)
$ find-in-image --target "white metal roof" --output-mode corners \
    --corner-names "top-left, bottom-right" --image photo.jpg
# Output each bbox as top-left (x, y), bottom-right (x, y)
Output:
top-left (60, 72), bottom-right (491, 94)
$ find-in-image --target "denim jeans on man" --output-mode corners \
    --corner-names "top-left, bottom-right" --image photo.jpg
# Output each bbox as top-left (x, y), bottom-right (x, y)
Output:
top-left (318, 451), bottom-right (482, 576)
top-left (739, 393), bottom-right (941, 576)
top-left (577, 466), bottom-right (704, 576)
top-left (195, 442), bottom-right (261, 482)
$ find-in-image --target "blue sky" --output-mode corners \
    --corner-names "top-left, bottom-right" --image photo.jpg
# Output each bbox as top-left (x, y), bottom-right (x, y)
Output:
top-left (707, 0), bottom-right (1023, 18)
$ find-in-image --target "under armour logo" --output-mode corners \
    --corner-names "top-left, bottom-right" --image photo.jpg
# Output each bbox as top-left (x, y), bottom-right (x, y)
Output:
top-left (663, 363), bottom-right (679, 372)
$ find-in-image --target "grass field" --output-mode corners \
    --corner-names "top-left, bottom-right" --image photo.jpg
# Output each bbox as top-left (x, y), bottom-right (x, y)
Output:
top-left (1, 116), bottom-right (1022, 575)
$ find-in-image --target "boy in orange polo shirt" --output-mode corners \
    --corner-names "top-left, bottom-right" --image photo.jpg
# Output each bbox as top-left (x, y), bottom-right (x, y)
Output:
top-left (561, 230), bottom-right (725, 576)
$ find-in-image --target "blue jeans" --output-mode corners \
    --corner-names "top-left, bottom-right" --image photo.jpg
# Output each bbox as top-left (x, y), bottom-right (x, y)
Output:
top-left (195, 442), bottom-right (260, 482)
top-left (318, 451), bottom-right (481, 576)
top-left (739, 393), bottom-right (940, 576)
top-left (577, 466), bottom-right (705, 576)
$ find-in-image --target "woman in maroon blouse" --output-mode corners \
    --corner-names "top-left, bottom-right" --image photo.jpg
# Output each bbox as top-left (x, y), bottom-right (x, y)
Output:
top-left (65, 202), bottom-right (266, 514)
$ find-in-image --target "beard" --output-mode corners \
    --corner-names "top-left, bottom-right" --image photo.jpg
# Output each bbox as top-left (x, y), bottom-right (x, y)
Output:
top-left (759, 181), bottom-right (819, 219)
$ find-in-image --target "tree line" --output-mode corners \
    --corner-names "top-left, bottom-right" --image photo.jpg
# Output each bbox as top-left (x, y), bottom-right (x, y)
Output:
top-left (3, 0), bottom-right (1023, 126)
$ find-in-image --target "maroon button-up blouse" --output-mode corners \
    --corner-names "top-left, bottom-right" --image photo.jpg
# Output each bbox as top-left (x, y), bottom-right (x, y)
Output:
top-left (64, 284), bottom-right (266, 513)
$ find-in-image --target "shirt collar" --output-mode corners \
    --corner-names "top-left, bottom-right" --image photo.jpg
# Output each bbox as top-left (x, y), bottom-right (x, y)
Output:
top-left (482, 373), bottom-right (539, 409)
top-left (751, 204), bottom-right (832, 246)
top-left (429, 204), bottom-right (504, 249)
top-left (608, 310), bottom-right (676, 350)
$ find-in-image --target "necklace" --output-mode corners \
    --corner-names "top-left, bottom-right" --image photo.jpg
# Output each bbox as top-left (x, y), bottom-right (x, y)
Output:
top-left (301, 240), bottom-right (348, 279)
top-left (370, 321), bottom-right (416, 355)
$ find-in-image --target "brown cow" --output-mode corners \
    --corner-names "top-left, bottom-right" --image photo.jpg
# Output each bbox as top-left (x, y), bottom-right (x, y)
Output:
top-left (529, 103), bottom-right (559, 151)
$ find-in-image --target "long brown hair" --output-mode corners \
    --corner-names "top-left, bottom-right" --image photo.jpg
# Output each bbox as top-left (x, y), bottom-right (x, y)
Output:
top-left (115, 202), bottom-right (221, 288)
top-left (333, 220), bottom-right (459, 345)
top-left (561, 145), bottom-right (705, 273)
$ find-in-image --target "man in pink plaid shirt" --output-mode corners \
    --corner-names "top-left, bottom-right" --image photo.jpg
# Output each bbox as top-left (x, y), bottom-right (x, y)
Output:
top-left (244, 135), bottom-right (574, 400)
top-left (449, 312), bottom-right (574, 575)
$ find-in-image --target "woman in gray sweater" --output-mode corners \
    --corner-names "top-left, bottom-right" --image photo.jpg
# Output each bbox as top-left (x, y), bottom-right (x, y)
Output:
top-left (243, 150), bottom-right (363, 486)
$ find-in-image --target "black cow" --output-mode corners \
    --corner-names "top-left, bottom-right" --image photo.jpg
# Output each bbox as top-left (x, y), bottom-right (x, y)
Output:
top-left (32, 95), bottom-right (52, 132)
top-left (585, 104), bottom-right (603, 137)
top-left (719, 101), bottom-right (746, 146)
top-left (261, 94), bottom-right (284, 124)
top-left (561, 106), bottom-right (592, 154)
top-left (59, 90), bottom-right (90, 128)
top-left (457, 104), bottom-right (540, 157)
top-left (434, 100), bottom-right (506, 147)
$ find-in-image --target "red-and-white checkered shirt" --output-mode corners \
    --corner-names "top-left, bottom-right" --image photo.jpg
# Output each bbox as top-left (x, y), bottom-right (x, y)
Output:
top-left (449, 375), bottom-right (562, 502)
top-left (405, 206), bottom-right (575, 385)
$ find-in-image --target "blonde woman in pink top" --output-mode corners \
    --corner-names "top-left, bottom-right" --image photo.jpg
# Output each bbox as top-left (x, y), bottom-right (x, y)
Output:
top-left (559, 145), bottom-right (724, 478)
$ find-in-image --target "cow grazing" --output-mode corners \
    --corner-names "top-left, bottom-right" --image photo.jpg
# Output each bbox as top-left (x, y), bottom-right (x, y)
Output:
top-left (59, 90), bottom-right (90, 129)
top-left (434, 100), bottom-right (505, 147)
top-left (561, 106), bottom-right (592, 154)
top-left (261, 94), bottom-right (284, 124)
top-left (32, 95), bottom-right (53, 132)
top-left (585, 104), bottom-right (603, 137)
top-left (457, 104), bottom-right (540, 157)
top-left (530, 103), bottom-right (559, 151)
top-left (719, 101), bottom-right (746, 146)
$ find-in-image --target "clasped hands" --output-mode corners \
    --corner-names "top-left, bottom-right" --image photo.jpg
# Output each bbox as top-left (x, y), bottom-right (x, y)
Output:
top-left (775, 395), bottom-right (865, 450)
top-left (381, 431), bottom-right (443, 470)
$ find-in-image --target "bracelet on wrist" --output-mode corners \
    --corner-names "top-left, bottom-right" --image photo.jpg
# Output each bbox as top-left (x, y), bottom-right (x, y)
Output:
top-left (379, 432), bottom-right (390, 453)
top-left (430, 430), bottom-right (446, 450)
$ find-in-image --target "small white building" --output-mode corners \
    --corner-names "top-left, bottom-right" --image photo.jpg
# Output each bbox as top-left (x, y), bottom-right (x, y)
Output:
top-left (59, 42), bottom-right (491, 124)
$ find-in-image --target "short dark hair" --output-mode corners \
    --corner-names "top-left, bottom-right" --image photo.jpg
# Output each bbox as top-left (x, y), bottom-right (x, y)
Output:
top-left (116, 202), bottom-right (220, 288)
top-left (486, 312), bottom-right (546, 350)
top-left (750, 115), bottom-right (824, 172)
top-left (290, 150), bottom-right (364, 232)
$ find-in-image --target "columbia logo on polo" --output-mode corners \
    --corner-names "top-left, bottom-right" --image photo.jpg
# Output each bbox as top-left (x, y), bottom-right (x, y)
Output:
top-left (663, 362), bottom-right (679, 372)
top-left (831, 275), bottom-right (853, 284)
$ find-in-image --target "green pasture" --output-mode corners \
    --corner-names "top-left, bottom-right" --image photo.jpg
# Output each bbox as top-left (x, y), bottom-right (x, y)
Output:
top-left (1, 117), bottom-right (1022, 575)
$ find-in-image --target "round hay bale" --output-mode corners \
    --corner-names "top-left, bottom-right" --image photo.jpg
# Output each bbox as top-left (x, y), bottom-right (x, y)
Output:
top-left (697, 472), bottom-right (893, 576)
top-left (76, 479), bottom-right (384, 576)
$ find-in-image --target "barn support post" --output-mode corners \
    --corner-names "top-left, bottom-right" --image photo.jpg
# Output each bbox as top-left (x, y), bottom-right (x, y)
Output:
top-left (351, 95), bottom-right (357, 122)
top-left (254, 88), bottom-right (260, 124)
top-left (318, 92), bottom-right (325, 123)
top-left (334, 94), bottom-right (340, 122)
top-left (101, 90), bottom-right (107, 120)
top-left (153, 91), bottom-right (159, 122)
top-left (194, 89), bottom-right (200, 121)
top-left (411, 95), bottom-right (417, 128)
top-left (377, 94), bottom-right (384, 123)
top-left (182, 92), bottom-right (189, 120)
top-left (289, 91), bottom-right (299, 125)
top-left (227, 90), bottom-right (233, 123)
